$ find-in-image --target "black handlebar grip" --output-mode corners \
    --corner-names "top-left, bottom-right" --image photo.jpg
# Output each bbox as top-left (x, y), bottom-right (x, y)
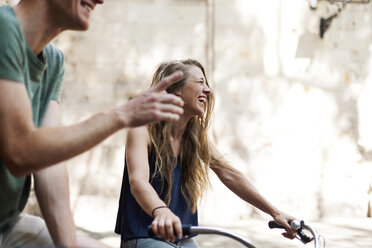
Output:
top-left (147, 224), bottom-right (192, 237)
top-left (268, 220), bottom-right (303, 231)
top-left (147, 225), bottom-right (155, 236)
top-left (181, 224), bottom-right (192, 236)
top-left (268, 221), bottom-right (285, 229)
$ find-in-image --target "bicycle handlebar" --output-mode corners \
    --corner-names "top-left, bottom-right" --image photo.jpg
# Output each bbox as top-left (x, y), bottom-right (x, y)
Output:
top-left (147, 224), bottom-right (191, 237)
top-left (268, 220), bottom-right (323, 248)
top-left (147, 224), bottom-right (257, 248)
top-left (147, 220), bottom-right (324, 248)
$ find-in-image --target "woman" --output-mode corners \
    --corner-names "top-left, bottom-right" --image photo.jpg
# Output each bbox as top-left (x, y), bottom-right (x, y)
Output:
top-left (115, 59), bottom-right (295, 248)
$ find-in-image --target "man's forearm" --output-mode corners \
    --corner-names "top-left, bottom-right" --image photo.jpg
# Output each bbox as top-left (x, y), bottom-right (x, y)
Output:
top-left (34, 164), bottom-right (77, 247)
top-left (5, 110), bottom-right (121, 177)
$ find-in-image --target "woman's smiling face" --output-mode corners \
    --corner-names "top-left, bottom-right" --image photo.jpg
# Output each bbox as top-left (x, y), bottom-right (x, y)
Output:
top-left (178, 65), bottom-right (212, 117)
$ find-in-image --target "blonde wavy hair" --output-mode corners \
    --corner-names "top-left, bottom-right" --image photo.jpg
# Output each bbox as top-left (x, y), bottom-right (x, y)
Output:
top-left (149, 59), bottom-right (216, 213)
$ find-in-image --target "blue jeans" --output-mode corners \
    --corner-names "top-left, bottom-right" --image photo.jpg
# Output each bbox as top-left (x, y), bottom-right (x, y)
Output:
top-left (121, 238), bottom-right (199, 248)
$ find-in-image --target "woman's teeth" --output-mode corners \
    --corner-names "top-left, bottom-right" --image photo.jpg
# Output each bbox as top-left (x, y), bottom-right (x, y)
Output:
top-left (82, 3), bottom-right (92, 12)
top-left (199, 98), bottom-right (206, 105)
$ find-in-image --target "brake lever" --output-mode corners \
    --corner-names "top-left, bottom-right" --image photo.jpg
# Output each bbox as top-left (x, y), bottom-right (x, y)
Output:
top-left (268, 219), bottom-right (313, 244)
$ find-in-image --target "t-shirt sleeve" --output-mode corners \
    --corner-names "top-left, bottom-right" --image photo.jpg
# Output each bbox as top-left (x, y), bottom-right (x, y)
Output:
top-left (0, 14), bottom-right (25, 83)
top-left (50, 54), bottom-right (65, 103)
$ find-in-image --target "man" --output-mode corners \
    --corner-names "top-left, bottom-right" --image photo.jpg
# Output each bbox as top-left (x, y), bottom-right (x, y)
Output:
top-left (0, 0), bottom-right (184, 247)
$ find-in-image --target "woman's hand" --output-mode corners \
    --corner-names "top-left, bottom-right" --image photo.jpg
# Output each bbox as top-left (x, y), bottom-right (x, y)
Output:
top-left (272, 211), bottom-right (297, 239)
top-left (151, 207), bottom-right (183, 242)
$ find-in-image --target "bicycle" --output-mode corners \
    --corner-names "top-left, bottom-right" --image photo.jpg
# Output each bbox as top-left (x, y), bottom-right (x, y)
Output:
top-left (148, 219), bottom-right (325, 248)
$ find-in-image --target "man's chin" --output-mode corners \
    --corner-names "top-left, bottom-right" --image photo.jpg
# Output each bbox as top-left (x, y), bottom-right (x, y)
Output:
top-left (71, 19), bottom-right (90, 31)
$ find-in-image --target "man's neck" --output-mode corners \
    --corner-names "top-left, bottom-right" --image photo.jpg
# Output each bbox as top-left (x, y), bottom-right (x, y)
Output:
top-left (14, 0), bottom-right (62, 56)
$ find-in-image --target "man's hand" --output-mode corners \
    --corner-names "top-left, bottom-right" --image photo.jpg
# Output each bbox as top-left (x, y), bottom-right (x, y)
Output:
top-left (116, 71), bottom-right (184, 128)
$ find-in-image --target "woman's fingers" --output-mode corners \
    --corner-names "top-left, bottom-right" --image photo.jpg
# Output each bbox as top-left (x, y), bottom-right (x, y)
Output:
top-left (151, 221), bottom-right (159, 237)
top-left (152, 217), bottom-right (175, 242)
top-left (157, 218), bottom-right (166, 240)
top-left (173, 218), bottom-right (183, 239)
top-left (282, 232), bottom-right (296, 239)
top-left (272, 212), bottom-right (297, 239)
top-left (151, 212), bottom-right (183, 242)
top-left (281, 222), bottom-right (294, 236)
top-left (165, 218), bottom-right (175, 242)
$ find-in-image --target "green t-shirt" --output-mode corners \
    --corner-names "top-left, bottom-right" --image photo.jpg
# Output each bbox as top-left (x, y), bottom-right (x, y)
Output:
top-left (0, 5), bottom-right (65, 231)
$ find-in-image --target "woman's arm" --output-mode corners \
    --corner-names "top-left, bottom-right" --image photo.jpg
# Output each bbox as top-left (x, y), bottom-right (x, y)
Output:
top-left (125, 127), bottom-right (182, 242)
top-left (210, 143), bottom-right (296, 238)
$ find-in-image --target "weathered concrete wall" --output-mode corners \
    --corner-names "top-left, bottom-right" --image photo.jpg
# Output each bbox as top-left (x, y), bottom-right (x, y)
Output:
top-left (195, 0), bottom-right (372, 224)
top-left (2, 0), bottom-right (372, 234)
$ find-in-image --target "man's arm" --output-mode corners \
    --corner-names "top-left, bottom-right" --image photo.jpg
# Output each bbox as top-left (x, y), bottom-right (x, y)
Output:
top-left (0, 72), bottom-right (183, 177)
top-left (34, 164), bottom-right (77, 247)
top-left (33, 101), bottom-right (77, 247)
top-left (34, 101), bottom-right (110, 247)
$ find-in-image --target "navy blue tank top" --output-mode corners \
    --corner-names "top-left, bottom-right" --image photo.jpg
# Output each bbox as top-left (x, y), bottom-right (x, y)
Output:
top-left (115, 152), bottom-right (198, 241)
